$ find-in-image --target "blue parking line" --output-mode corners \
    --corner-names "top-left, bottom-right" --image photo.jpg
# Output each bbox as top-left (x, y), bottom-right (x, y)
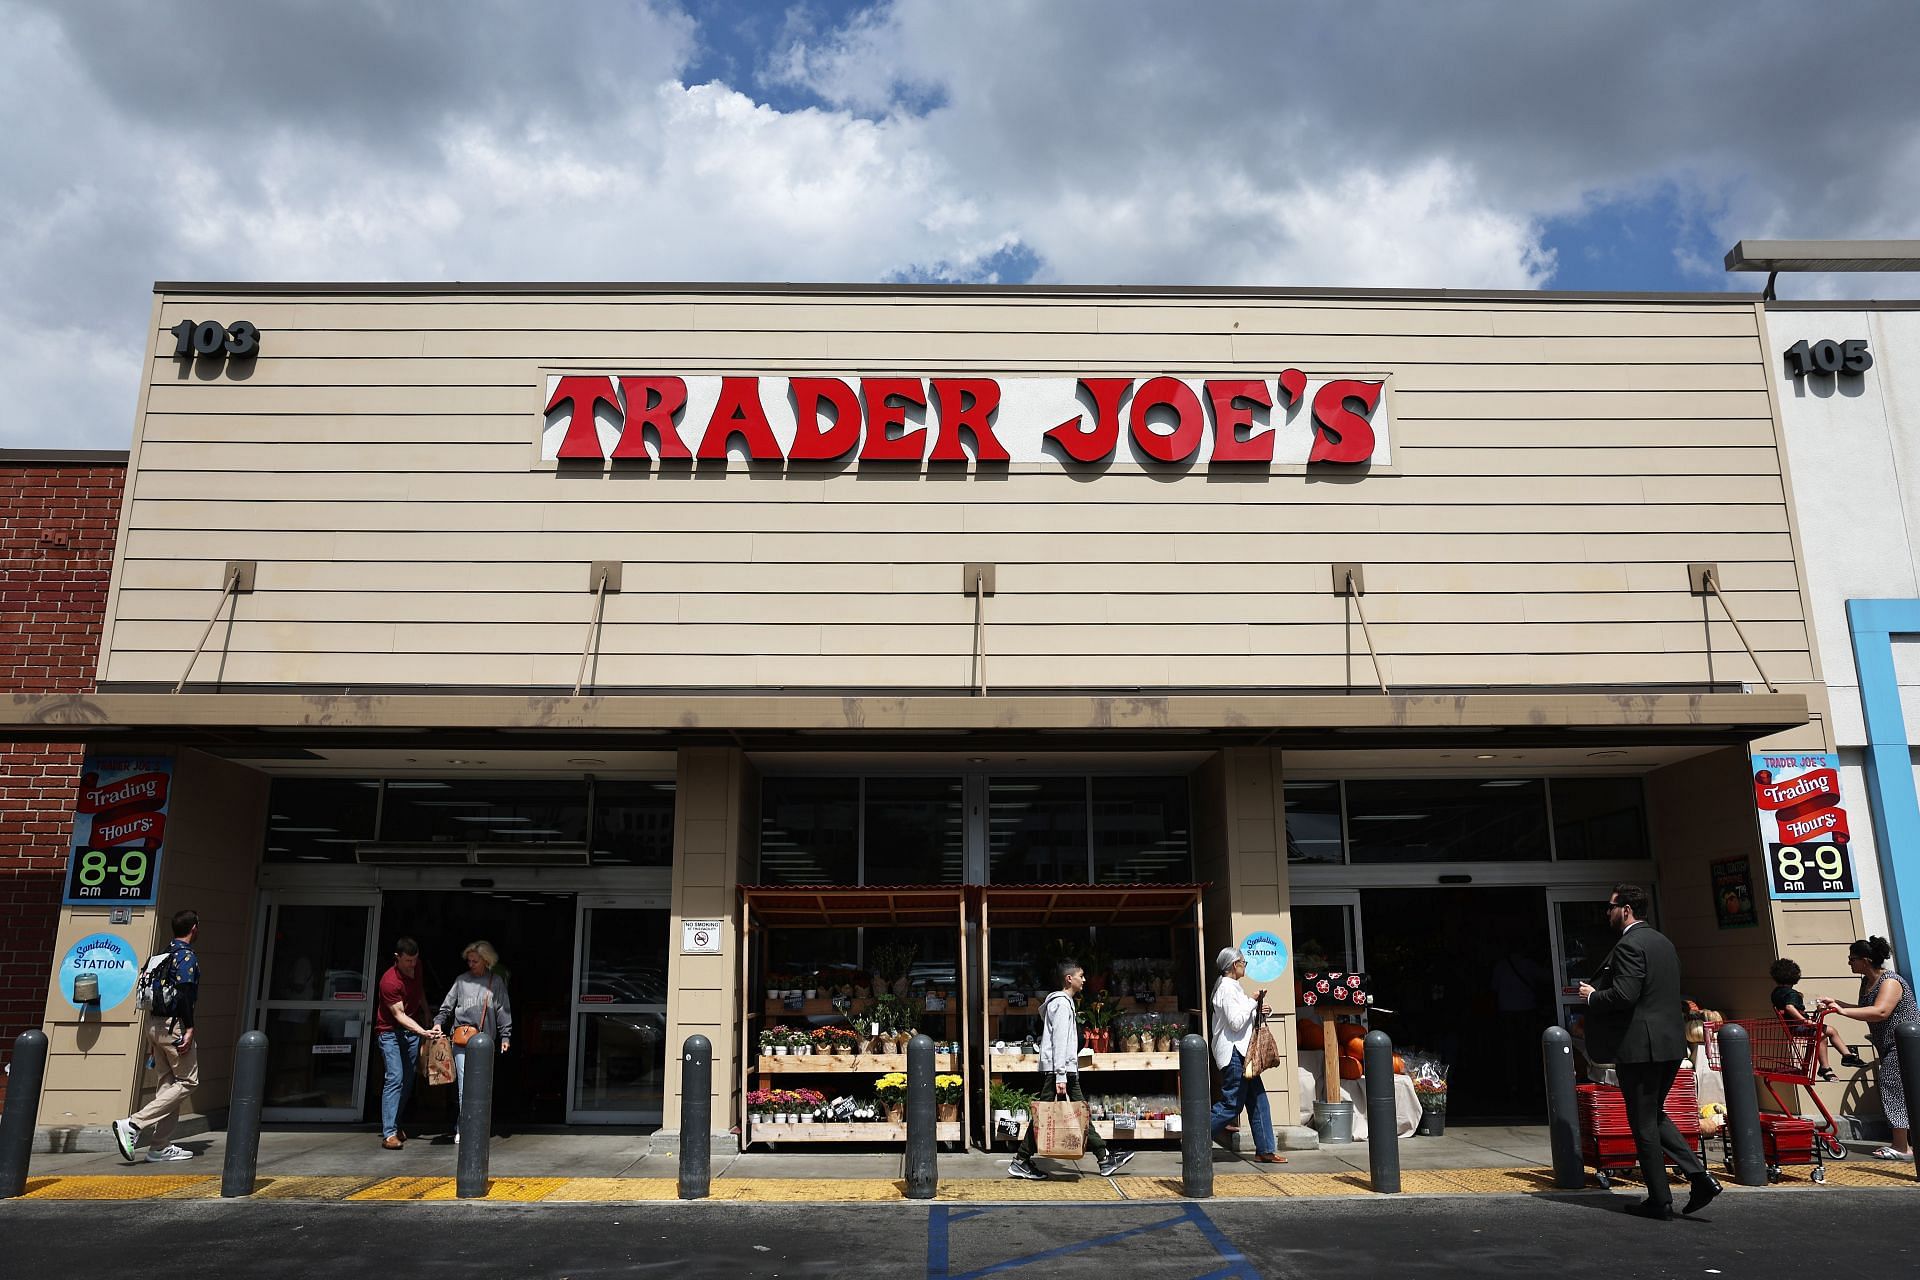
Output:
top-left (928, 1202), bottom-right (1257, 1280)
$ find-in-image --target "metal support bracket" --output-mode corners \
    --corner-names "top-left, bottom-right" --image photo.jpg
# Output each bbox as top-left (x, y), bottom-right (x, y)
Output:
top-left (963, 564), bottom-right (994, 696)
top-left (1332, 563), bottom-right (1387, 695)
top-left (575, 562), bottom-right (622, 696)
top-left (172, 562), bottom-right (255, 693)
top-left (1688, 563), bottom-right (1779, 693)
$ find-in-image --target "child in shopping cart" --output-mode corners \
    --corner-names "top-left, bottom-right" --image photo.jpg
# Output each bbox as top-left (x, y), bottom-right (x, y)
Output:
top-left (1770, 957), bottom-right (1865, 1081)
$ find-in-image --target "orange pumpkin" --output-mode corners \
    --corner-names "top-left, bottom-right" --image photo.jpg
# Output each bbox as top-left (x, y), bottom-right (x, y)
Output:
top-left (1297, 1018), bottom-right (1325, 1049)
top-left (1334, 1021), bottom-right (1367, 1044)
top-left (1392, 1054), bottom-right (1405, 1074)
top-left (1342, 1035), bottom-right (1366, 1061)
top-left (1338, 1054), bottom-right (1364, 1080)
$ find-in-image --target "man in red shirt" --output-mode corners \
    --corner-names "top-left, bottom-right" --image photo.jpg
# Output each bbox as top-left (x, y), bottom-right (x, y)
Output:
top-left (375, 936), bottom-right (443, 1148)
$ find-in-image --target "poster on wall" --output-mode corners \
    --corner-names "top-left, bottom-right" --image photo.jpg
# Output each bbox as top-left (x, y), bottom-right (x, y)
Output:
top-left (1751, 752), bottom-right (1859, 901)
top-left (61, 754), bottom-right (173, 906)
top-left (1709, 856), bottom-right (1759, 928)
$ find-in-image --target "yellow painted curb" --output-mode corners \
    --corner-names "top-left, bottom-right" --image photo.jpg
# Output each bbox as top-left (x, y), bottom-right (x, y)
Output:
top-left (250, 1176), bottom-right (386, 1201)
top-left (936, 1177), bottom-right (1123, 1202)
top-left (18, 1175), bottom-right (216, 1200)
top-left (540, 1178), bottom-right (680, 1202)
top-left (347, 1176), bottom-right (568, 1202)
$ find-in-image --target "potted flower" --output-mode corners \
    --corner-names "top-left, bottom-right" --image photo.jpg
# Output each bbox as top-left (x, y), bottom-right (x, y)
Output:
top-left (874, 1071), bottom-right (909, 1123)
top-left (761, 1025), bottom-right (795, 1056)
top-left (989, 1080), bottom-right (1032, 1140)
top-left (795, 1087), bottom-right (825, 1121)
top-left (934, 1073), bottom-right (964, 1122)
top-left (1409, 1056), bottom-right (1449, 1135)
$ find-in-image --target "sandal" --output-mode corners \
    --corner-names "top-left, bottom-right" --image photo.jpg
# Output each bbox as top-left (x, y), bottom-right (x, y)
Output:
top-left (1816, 1068), bottom-right (1836, 1082)
top-left (1869, 1146), bottom-right (1911, 1161)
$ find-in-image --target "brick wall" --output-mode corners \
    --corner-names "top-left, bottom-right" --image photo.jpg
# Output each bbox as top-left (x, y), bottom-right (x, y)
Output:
top-left (0, 454), bottom-right (125, 1058)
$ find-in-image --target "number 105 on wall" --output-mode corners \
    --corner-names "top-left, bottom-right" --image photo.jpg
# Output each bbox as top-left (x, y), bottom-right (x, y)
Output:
top-left (1766, 842), bottom-right (1857, 899)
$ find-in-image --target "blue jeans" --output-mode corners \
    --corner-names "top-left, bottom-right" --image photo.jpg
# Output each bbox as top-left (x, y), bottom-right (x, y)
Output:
top-left (1210, 1048), bottom-right (1274, 1156)
top-left (378, 1030), bottom-right (420, 1139)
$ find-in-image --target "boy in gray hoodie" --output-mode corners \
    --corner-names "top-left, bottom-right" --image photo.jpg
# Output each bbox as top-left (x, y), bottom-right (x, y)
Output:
top-left (1008, 960), bottom-right (1133, 1179)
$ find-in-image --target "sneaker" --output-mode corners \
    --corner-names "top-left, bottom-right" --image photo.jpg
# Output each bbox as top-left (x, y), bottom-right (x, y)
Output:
top-left (453, 1131), bottom-right (461, 1145)
top-left (1097, 1151), bottom-right (1136, 1177)
top-left (1006, 1158), bottom-right (1044, 1180)
top-left (145, 1144), bottom-right (193, 1162)
top-left (1840, 1052), bottom-right (1867, 1068)
top-left (110, 1119), bottom-right (140, 1163)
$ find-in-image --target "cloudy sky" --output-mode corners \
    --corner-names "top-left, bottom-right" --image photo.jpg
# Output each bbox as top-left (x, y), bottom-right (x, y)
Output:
top-left (6, 0), bottom-right (1919, 449)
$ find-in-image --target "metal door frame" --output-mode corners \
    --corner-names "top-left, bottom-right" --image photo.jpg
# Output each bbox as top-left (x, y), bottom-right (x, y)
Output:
top-left (249, 888), bottom-right (384, 1123)
top-left (1289, 888), bottom-right (1365, 972)
top-left (566, 891), bottom-right (671, 1124)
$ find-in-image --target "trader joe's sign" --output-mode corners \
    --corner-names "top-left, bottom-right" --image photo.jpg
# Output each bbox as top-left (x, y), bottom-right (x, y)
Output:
top-left (540, 373), bottom-right (1391, 469)
top-left (1752, 752), bottom-right (1859, 900)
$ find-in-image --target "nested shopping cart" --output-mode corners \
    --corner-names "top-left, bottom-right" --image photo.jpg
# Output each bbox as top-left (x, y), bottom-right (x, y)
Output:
top-left (1577, 1075), bottom-right (1705, 1189)
top-left (1704, 1013), bottom-right (1847, 1180)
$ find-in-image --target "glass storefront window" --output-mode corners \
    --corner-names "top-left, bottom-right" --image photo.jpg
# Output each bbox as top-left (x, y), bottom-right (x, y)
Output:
top-left (591, 781), bottom-right (676, 867)
top-left (264, 779), bottom-right (379, 864)
top-left (381, 779), bottom-right (588, 846)
top-left (1291, 903), bottom-right (1360, 972)
top-left (573, 1011), bottom-right (666, 1115)
top-left (266, 904), bottom-right (370, 1000)
top-left (1092, 776), bottom-right (1191, 883)
top-left (1550, 777), bottom-right (1651, 861)
top-left (579, 908), bottom-right (669, 1003)
top-left (759, 777), bottom-right (858, 884)
top-left (261, 1007), bottom-right (362, 1109)
top-left (989, 777), bottom-right (1089, 883)
top-left (1345, 778), bottom-right (1549, 863)
top-left (864, 777), bottom-right (965, 884)
top-left (1284, 781), bottom-right (1344, 864)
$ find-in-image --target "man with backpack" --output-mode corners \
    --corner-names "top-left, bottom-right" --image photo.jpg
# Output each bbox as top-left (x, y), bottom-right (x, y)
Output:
top-left (111, 909), bottom-right (202, 1163)
top-left (1007, 959), bottom-right (1134, 1180)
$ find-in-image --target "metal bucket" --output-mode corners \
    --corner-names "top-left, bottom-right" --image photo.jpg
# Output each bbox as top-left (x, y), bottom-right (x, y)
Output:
top-left (1311, 1099), bottom-right (1355, 1144)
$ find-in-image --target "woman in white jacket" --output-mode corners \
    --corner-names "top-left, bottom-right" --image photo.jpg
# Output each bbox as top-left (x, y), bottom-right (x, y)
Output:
top-left (1210, 946), bottom-right (1281, 1162)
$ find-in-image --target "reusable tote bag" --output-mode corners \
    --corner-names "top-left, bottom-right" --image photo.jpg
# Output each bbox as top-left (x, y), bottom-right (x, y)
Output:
top-left (1243, 998), bottom-right (1282, 1078)
top-left (1027, 1099), bottom-right (1092, 1159)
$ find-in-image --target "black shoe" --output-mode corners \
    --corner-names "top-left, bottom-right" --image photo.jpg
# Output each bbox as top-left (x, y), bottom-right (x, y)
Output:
top-left (1626, 1199), bottom-right (1674, 1221)
top-left (1682, 1175), bottom-right (1722, 1216)
top-left (1840, 1052), bottom-right (1867, 1068)
top-left (1097, 1150), bottom-right (1135, 1177)
top-left (1817, 1068), bottom-right (1837, 1082)
top-left (1007, 1158), bottom-right (1045, 1181)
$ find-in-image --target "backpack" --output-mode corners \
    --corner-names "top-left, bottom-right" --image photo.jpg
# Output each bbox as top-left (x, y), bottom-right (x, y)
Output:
top-left (135, 950), bottom-right (183, 1017)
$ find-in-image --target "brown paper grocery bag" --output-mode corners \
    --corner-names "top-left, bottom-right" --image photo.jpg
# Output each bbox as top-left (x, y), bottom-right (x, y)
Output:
top-left (1028, 1099), bottom-right (1092, 1159)
top-left (419, 1035), bottom-right (456, 1086)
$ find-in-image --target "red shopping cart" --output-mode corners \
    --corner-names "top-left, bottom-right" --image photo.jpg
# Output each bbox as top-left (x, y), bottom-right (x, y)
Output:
top-left (1703, 1012), bottom-right (1848, 1174)
top-left (1577, 1074), bottom-right (1704, 1189)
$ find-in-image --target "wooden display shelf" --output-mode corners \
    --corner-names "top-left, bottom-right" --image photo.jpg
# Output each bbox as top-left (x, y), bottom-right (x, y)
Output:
top-left (989, 1052), bottom-right (1179, 1072)
top-left (748, 1121), bottom-right (962, 1143)
top-left (987, 995), bottom-right (1182, 1016)
top-left (762, 998), bottom-right (959, 1019)
top-left (1094, 1119), bottom-right (1175, 1140)
top-left (756, 1054), bottom-right (957, 1073)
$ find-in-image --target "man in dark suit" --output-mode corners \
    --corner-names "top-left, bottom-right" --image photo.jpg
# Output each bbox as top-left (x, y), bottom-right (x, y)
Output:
top-left (1577, 884), bottom-right (1721, 1220)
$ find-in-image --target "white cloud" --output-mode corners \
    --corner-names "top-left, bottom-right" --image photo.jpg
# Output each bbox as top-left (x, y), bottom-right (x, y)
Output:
top-left (4, 0), bottom-right (1920, 447)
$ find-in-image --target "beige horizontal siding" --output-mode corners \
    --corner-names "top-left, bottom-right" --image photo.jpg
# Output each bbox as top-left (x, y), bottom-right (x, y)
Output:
top-left (108, 289), bottom-right (1811, 692)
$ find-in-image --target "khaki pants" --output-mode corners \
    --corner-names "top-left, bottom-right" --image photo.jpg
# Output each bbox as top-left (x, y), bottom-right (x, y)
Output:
top-left (128, 1018), bottom-right (199, 1147)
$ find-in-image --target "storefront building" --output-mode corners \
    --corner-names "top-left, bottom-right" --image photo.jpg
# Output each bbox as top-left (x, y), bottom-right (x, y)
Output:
top-left (7, 281), bottom-right (1871, 1147)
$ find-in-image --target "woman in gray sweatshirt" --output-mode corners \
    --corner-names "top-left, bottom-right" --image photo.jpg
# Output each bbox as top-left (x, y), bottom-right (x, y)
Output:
top-left (436, 939), bottom-right (512, 1140)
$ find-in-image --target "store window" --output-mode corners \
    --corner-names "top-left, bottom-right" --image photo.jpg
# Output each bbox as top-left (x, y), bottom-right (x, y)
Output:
top-left (864, 778), bottom-right (965, 884)
top-left (264, 779), bottom-right (380, 863)
top-left (989, 777), bottom-right (1089, 883)
top-left (262, 777), bottom-right (671, 865)
top-left (1548, 777), bottom-right (1651, 861)
top-left (591, 781), bottom-right (677, 866)
top-left (758, 777), bottom-right (858, 885)
top-left (1092, 776), bottom-right (1191, 884)
top-left (1283, 782), bottom-right (1344, 864)
top-left (1345, 778), bottom-right (1550, 863)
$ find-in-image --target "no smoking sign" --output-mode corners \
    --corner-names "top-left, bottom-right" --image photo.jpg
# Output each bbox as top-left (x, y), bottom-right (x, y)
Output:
top-left (682, 918), bottom-right (723, 955)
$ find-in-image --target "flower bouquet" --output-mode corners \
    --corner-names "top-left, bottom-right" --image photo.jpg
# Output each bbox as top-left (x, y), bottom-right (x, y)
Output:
top-left (1406, 1054), bottom-right (1450, 1135)
top-left (874, 1070), bottom-right (909, 1122)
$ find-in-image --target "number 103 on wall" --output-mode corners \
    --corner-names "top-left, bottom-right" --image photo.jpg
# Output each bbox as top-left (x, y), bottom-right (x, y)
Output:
top-left (1766, 842), bottom-right (1858, 899)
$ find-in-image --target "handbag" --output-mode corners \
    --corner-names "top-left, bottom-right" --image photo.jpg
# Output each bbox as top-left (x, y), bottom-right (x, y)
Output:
top-left (451, 983), bottom-right (491, 1047)
top-left (1027, 1099), bottom-right (1092, 1159)
top-left (1243, 997), bottom-right (1281, 1077)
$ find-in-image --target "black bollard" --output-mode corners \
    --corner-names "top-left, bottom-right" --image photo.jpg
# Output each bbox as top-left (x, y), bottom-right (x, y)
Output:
top-left (0, 1030), bottom-right (49, 1199)
top-left (1541, 1026), bottom-right (1584, 1190)
top-left (1362, 1030), bottom-right (1400, 1193)
top-left (1179, 1033), bottom-right (1213, 1199)
top-left (678, 1035), bottom-right (712, 1200)
top-left (1716, 1022), bottom-right (1767, 1187)
top-left (904, 1033), bottom-right (937, 1199)
top-left (456, 1031), bottom-right (495, 1199)
top-left (1897, 1024), bottom-right (1920, 1179)
top-left (221, 1030), bottom-right (269, 1198)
